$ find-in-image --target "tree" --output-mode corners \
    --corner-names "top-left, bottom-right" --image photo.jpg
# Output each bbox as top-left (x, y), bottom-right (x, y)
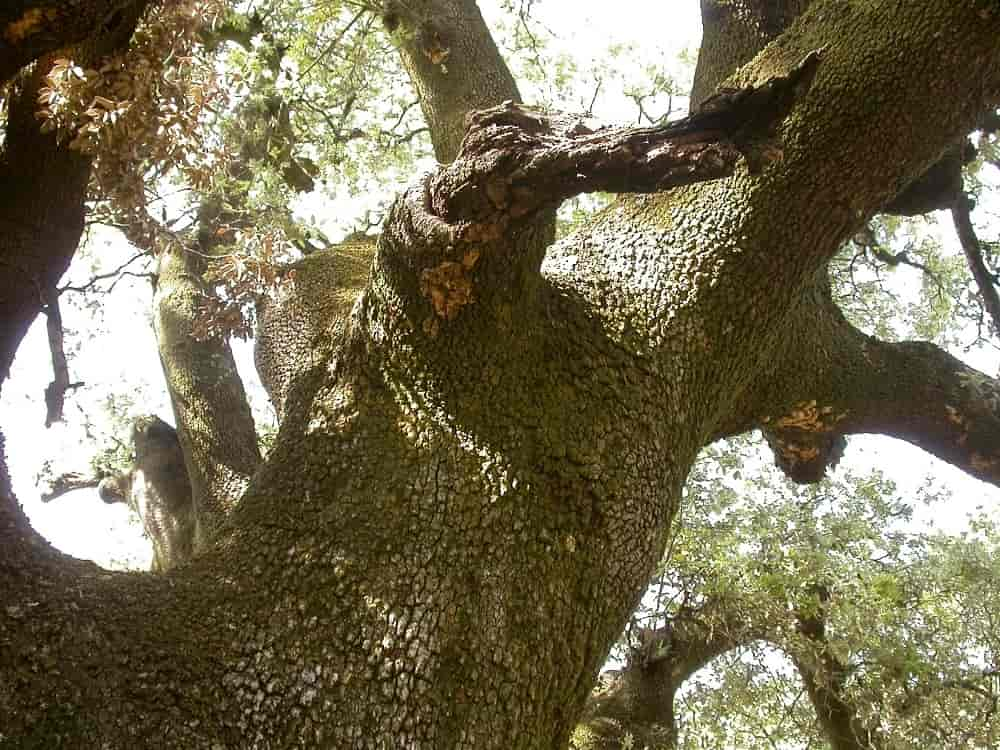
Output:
top-left (2, 0), bottom-right (1000, 747)
top-left (574, 438), bottom-right (1000, 748)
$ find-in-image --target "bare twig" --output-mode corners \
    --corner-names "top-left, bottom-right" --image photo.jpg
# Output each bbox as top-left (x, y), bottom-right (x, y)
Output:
top-left (59, 249), bottom-right (151, 294)
top-left (40, 471), bottom-right (103, 502)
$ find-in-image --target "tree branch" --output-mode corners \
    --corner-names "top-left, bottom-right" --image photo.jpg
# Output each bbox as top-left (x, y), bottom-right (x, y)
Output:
top-left (732, 282), bottom-right (1000, 485)
top-left (574, 594), bottom-right (771, 749)
top-left (0, 0), bottom-right (142, 85)
top-left (58, 249), bottom-right (150, 294)
top-left (39, 471), bottom-right (102, 502)
top-left (792, 595), bottom-right (882, 750)
top-left (153, 244), bottom-right (261, 549)
top-left (41, 292), bottom-right (84, 427)
top-left (952, 195), bottom-right (1000, 339)
top-left (0, 2), bottom-right (148, 390)
top-left (383, 0), bottom-right (522, 163)
top-left (428, 51), bottom-right (821, 235)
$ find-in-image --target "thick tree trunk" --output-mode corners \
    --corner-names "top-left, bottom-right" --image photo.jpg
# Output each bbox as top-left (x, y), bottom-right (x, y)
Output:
top-left (0, 1), bottom-right (148, 390)
top-left (0, 0), bottom-right (142, 86)
top-left (2, 1), bottom-right (1000, 748)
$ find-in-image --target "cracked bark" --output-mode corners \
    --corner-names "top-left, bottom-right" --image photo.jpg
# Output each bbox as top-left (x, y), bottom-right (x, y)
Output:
top-left (1, 0), bottom-right (1000, 747)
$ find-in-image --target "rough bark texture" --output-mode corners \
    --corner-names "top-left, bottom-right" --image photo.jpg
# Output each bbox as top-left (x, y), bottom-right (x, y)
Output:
top-left (429, 60), bottom-right (820, 232)
top-left (0, 0), bottom-right (140, 86)
top-left (2, 0), bottom-right (1000, 748)
top-left (96, 416), bottom-right (196, 572)
top-left (720, 277), bottom-right (1000, 484)
top-left (153, 245), bottom-right (261, 549)
top-left (255, 237), bottom-right (375, 423)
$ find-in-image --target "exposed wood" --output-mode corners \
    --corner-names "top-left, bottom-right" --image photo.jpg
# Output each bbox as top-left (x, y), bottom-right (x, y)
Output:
top-left (429, 52), bottom-right (822, 235)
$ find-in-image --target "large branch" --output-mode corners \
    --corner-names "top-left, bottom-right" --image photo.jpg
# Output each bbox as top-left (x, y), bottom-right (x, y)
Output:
top-left (0, 3), bottom-right (148, 391)
top-left (378, 58), bottom-right (820, 327)
top-left (382, 0), bottom-right (521, 162)
top-left (693, 0), bottom-right (816, 106)
top-left (792, 596), bottom-right (882, 750)
top-left (727, 281), bottom-right (1000, 486)
top-left (153, 245), bottom-right (260, 549)
top-left (429, 54), bottom-right (821, 232)
top-left (0, 61), bottom-right (91, 390)
top-left (574, 595), bottom-right (770, 749)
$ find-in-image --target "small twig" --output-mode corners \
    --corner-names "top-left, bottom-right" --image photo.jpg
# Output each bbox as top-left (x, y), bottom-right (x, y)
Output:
top-left (298, 8), bottom-right (366, 79)
top-left (58, 249), bottom-right (151, 294)
top-left (39, 471), bottom-right (103, 502)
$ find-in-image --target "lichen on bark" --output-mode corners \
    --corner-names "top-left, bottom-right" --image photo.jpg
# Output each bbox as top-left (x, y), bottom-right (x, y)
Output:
top-left (2, 0), bottom-right (1000, 748)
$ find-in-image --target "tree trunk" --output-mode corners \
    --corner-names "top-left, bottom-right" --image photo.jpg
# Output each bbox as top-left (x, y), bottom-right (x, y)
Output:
top-left (153, 244), bottom-right (260, 548)
top-left (2, 1), bottom-right (1000, 747)
top-left (0, 1), bottom-right (149, 389)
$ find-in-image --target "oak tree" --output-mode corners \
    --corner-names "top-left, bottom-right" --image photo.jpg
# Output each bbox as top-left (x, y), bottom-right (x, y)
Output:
top-left (2, 0), bottom-right (1000, 748)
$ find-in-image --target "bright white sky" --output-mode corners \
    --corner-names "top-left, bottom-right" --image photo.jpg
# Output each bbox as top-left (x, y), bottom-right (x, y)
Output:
top-left (1, 0), bottom-right (998, 572)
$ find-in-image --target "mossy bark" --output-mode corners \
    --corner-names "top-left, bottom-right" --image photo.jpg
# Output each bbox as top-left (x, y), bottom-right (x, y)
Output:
top-left (153, 245), bottom-right (261, 548)
top-left (1, 1), bottom-right (1000, 748)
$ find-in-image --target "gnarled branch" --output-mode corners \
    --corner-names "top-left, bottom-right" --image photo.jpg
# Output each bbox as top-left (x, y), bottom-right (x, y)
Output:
top-left (428, 51), bottom-right (822, 236)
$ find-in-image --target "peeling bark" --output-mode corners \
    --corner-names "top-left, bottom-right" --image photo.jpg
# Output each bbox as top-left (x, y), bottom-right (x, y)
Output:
top-left (429, 56), bottom-right (821, 230)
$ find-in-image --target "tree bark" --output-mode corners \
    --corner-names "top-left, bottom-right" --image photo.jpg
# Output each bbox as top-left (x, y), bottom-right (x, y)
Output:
top-left (2, 1), bottom-right (1000, 748)
top-left (0, 0), bottom-right (141, 86)
top-left (153, 245), bottom-right (260, 548)
top-left (0, 1), bottom-right (149, 391)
